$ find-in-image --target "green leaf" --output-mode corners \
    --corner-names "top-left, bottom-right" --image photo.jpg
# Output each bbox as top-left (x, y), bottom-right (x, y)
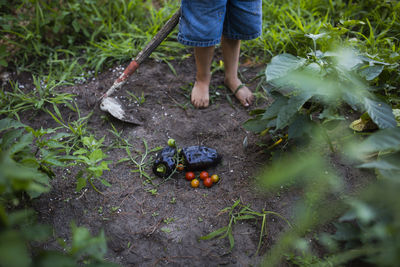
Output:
top-left (76, 177), bottom-right (87, 192)
top-left (72, 19), bottom-right (80, 32)
top-left (359, 160), bottom-right (400, 171)
top-left (100, 178), bottom-right (111, 187)
top-left (228, 228), bottom-right (235, 250)
top-left (359, 65), bottom-right (384, 81)
top-left (364, 98), bottom-right (397, 129)
top-left (276, 92), bottom-right (313, 129)
top-left (236, 215), bottom-right (256, 220)
top-left (89, 149), bottom-right (105, 163)
top-left (0, 118), bottom-right (25, 132)
top-left (262, 96), bottom-right (288, 120)
top-left (0, 231), bottom-right (31, 267)
top-left (9, 133), bottom-right (34, 155)
top-left (243, 117), bottom-right (270, 133)
top-left (199, 226), bottom-right (229, 240)
top-left (0, 59), bottom-right (7, 67)
top-left (266, 53), bottom-right (306, 82)
top-left (288, 114), bottom-right (314, 140)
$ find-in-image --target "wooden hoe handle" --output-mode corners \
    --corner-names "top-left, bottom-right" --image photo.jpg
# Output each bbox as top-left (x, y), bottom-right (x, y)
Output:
top-left (103, 8), bottom-right (181, 98)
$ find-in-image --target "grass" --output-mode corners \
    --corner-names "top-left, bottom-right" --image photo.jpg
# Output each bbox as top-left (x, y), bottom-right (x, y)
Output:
top-left (2, 0), bottom-right (399, 87)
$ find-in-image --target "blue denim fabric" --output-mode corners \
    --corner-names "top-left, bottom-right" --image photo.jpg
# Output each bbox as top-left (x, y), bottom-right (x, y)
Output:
top-left (178, 0), bottom-right (262, 47)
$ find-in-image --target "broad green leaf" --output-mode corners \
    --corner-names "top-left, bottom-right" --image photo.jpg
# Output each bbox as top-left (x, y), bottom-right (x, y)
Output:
top-left (362, 128), bottom-right (400, 153)
top-left (9, 133), bottom-right (34, 155)
top-left (0, 231), bottom-right (31, 267)
top-left (76, 177), bottom-right (87, 192)
top-left (359, 65), bottom-right (384, 81)
top-left (70, 224), bottom-right (107, 261)
top-left (243, 117), bottom-right (270, 133)
top-left (89, 149), bottom-right (106, 163)
top-left (276, 92), bottom-right (313, 129)
top-left (34, 251), bottom-right (76, 267)
top-left (0, 118), bottom-right (25, 131)
top-left (288, 114), bottom-right (314, 140)
top-left (266, 54), bottom-right (306, 82)
top-left (359, 161), bottom-right (400, 170)
top-left (364, 98), bottom-right (397, 129)
top-left (1, 129), bottom-right (24, 149)
top-left (262, 96), bottom-right (288, 120)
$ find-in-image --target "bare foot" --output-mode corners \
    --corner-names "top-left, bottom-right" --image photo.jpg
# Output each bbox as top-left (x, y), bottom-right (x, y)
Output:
top-left (224, 78), bottom-right (254, 107)
top-left (191, 81), bottom-right (210, 108)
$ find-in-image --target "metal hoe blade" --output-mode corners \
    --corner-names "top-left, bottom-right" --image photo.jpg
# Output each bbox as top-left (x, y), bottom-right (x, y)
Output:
top-left (100, 97), bottom-right (142, 125)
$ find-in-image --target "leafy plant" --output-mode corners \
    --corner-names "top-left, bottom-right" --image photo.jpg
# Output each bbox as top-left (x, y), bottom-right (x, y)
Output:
top-left (0, 118), bottom-right (51, 198)
top-left (244, 47), bottom-right (397, 149)
top-left (73, 135), bottom-right (111, 194)
top-left (0, 207), bottom-right (118, 267)
top-left (354, 127), bottom-right (400, 179)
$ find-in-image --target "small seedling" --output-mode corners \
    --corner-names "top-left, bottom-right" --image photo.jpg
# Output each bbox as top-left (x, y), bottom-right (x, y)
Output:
top-left (169, 197), bottom-right (177, 204)
top-left (161, 227), bottom-right (172, 234)
top-left (163, 217), bottom-right (175, 224)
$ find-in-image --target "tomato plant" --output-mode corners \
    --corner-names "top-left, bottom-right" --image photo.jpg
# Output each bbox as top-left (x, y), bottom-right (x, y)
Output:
top-left (185, 171), bottom-right (195, 181)
top-left (211, 174), bottom-right (219, 183)
top-left (203, 177), bottom-right (213, 188)
top-left (199, 171), bottom-right (209, 180)
top-left (191, 179), bottom-right (200, 188)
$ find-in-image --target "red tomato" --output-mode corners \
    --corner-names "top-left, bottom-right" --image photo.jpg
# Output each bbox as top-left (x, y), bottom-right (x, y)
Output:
top-left (211, 174), bottom-right (219, 183)
top-left (191, 179), bottom-right (200, 188)
top-left (177, 164), bottom-right (184, 171)
top-left (199, 171), bottom-right (209, 180)
top-left (203, 177), bottom-right (213, 188)
top-left (185, 171), bottom-right (195, 181)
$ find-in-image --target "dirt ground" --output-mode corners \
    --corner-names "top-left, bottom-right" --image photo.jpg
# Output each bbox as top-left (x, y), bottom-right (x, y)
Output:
top-left (9, 51), bottom-right (375, 266)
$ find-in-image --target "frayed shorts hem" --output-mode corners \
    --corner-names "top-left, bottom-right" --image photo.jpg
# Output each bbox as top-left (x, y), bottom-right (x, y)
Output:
top-left (177, 35), bottom-right (221, 47)
top-left (177, 32), bottom-right (261, 47)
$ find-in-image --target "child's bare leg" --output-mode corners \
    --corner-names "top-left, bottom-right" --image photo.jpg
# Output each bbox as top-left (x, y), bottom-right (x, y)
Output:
top-left (222, 36), bottom-right (254, 107)
top-left (192, 46), bottom-right (214, 108)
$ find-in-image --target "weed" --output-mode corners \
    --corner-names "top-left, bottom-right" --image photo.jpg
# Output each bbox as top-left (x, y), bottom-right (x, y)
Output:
top-left (74, 135), bottom-right (111, 194)
top-left (163, 217), bottom-right (175, 224)
top-left (0, 76), bottom-right (75, 120)
top-left (160, 227), bottom-right (172, 234)
top-left (126, 91), bottom-right (146, 106)
top-left (169, 197), bottom-right (177, 204)
top-left (200, 199), bottom-right (291, 254)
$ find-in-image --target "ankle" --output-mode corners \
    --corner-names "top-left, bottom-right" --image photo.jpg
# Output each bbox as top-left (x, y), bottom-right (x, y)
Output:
top-left (196, 74), bottom-right (211, 86)
top-left (224, 75), bottom-right (240, 87)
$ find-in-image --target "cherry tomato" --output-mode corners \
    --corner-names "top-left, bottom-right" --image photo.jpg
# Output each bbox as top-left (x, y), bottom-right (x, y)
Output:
top-left (199, 171), bottom-right (209, 180)
top-left (191, 179), bottom-right (200, 188)
top-left (203, 177), bottom-right (213, 188)
top-left (185, 171), bottom-right (195, 181)
top-left (177, 164), bottom-right (184, 171)
top-left (211, 174), bottom-right (219, 183)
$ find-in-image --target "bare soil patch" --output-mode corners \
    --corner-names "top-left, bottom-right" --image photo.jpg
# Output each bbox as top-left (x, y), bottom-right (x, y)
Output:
top-left (9, 52), bottom-right (375, 266)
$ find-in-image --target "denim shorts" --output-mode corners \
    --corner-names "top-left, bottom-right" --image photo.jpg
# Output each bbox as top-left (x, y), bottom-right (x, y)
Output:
top-left (178, 0), bottom-right (262, 47)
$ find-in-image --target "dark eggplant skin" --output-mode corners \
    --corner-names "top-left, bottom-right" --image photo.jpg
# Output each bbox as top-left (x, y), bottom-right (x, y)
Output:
top-left (180, 146), bottom-right (221, 171)
top-left (152, 146), bottom-right (177, 178)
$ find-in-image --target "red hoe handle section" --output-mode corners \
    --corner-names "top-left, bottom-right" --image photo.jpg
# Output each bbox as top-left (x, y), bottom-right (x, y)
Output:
top-left (102, 8), bottom-right (181, 99)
